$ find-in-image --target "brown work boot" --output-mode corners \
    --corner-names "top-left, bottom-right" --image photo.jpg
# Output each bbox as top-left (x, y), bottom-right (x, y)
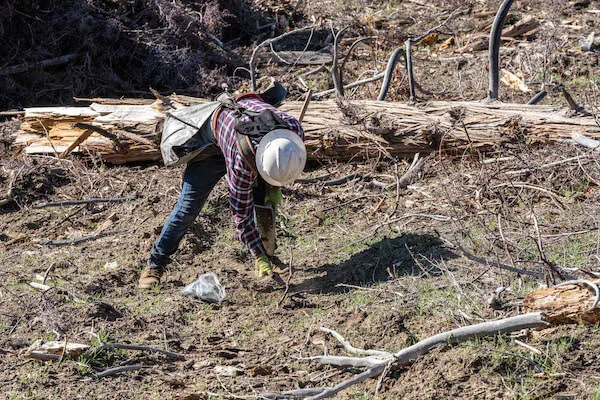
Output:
top-left (138, 263), bottom-right (164, 289)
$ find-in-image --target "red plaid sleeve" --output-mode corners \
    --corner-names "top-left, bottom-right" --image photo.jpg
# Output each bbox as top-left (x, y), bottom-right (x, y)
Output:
top-left (214, 96), bottom-right (304, 258)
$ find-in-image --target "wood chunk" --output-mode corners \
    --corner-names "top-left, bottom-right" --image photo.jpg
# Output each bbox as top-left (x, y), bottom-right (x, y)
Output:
top-left (26, 340), bottom-right (90, 360)
top-left (524, 279), bottom-right (600, 324)
top-left (502, 16), bottom-right (540, 39)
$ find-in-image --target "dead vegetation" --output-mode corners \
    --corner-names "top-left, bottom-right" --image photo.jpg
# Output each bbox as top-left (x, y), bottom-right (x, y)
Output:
top-left (2, 0), bottom-right (600, 399)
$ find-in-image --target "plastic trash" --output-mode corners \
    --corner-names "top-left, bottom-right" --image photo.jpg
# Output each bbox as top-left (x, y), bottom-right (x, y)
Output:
top-left (181, 272), bottom-right (225, 303)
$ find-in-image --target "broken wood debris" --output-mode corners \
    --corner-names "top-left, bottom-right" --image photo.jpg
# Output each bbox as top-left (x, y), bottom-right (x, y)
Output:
top-left (13, 97), bottom-right (600, 164)
top-left (26, 340), bottom-right (89, 361)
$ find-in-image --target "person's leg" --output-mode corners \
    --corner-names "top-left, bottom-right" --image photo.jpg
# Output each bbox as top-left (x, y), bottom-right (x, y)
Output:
top-left (148, 156), bottom-right (226, 268)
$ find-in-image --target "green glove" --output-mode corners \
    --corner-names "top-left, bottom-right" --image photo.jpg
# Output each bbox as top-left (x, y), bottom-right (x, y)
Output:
top-left (255, 255), bottom-right (272, 278)
top-left (264, 186), bottom-right (282, 209)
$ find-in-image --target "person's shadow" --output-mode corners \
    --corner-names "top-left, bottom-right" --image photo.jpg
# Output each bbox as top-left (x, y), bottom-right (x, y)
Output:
top-left (292, 233), bottom-right (458, 295)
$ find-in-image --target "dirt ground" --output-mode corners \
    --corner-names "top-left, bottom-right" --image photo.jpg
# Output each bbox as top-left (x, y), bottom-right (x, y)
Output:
top-left (2, 0), bottom-right (600, 399)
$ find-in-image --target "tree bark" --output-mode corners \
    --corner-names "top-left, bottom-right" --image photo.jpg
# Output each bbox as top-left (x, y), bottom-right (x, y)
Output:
top-left (524, 279), bottom-right (600, 324)
top-left (14, 97), bottom-right (600, 164)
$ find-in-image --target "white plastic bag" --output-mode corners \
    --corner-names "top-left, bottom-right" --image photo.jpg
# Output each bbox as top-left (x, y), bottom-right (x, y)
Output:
top-left (181, 272), bottom-right (225, 303)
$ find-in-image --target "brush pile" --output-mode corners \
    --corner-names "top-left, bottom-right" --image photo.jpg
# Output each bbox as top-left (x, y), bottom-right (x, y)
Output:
top-left (0, 0), bottom-right (272, 110)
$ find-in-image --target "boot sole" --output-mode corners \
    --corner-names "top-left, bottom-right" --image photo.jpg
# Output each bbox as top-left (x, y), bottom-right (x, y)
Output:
top-left (138, 281), bottom-right (159, 289)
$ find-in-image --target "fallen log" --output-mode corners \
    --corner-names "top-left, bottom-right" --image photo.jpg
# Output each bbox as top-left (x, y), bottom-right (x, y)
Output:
top-left (13, 96), bottom-right (600, 164)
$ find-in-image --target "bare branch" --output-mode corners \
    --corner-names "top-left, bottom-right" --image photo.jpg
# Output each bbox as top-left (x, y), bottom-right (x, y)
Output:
top-left (319, 327), bottom-right (392, 358)
top-left (249, 25), bottom-right (316, 91)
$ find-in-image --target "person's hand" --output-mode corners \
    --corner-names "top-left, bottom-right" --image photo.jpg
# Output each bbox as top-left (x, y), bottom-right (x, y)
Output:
top-left (255, 255), bottom-right (272, 278)
top-left (264, 186), bottom-right (282, 210)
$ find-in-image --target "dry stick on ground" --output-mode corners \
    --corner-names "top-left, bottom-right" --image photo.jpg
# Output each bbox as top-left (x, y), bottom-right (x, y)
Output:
top-left (298, 89), bottom-right (312, 123)
top-left (95, 365), bottom-right (147, 378)
top-left (389, 154), bottom-right (426, 217)
top-left (531, 211), bottom-right (565, 282)
top-left (388, 162), bottom-right (401, 217)
top-left (313, 72), bottom-right (385, 98)
top-left (59, 128), bottom-right (94, 159)
top-left (397, 154), bottom-right (427, 188)
top-left (72, 123), bottom-right (127, 153)
top-left (505, 155), bottom-right (588, 176)
top-left (297, 173), bottom-right (370, 186)
top-left (404, 243), bottom-right (431, 277)
top-left (304, 313), bottom-right (549, 400)
top-left (249, 25), bottom-right (316, 91)
top-left (34, 231), bottom-right (120, 246)
top-left (277, 246), bottom-right (294, 309)
top-left (319, 196), bottom-right (375, 213)
top-left (38, 205), bottom-right (86, 237)
top-left (453, 233), bottom-right (544, 277)
top-left (497, 214), bottom-right (518, 271)
top-left (261, 388), bottom-right (329, 399)
top-left (33, 196), bottom-right (139, 208)
top-left (42, 262), bottom-right (58, 285)
top-left (93, 343), bottom-right (186, 360)
top-left (37, 119), bottom-right (60, 158)
top-left (319, 328), bottom-right (392, 358)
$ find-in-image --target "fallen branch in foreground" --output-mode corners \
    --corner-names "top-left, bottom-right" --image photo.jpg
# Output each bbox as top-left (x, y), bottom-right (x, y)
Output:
top-left (269, 279), bottom-right (600, 399)
top-left (303, 313), bottom-right (548, 400)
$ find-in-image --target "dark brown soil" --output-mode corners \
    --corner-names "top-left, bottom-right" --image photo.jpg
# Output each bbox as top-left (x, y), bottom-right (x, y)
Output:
top-left (2, 1), bottom-right (600, 399)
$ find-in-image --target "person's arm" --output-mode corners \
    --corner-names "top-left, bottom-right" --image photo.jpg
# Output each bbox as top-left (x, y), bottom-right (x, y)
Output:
top-left (227, 152), bottom-right (266, 257)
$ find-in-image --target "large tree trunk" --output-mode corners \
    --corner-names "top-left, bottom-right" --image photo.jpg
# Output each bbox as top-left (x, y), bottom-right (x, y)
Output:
top-left (14, 96), bottom-right (600, 164)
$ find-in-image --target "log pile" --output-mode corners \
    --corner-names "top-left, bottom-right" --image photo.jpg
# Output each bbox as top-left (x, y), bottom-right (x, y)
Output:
top-left (14, 96), bottom-right (600, 164)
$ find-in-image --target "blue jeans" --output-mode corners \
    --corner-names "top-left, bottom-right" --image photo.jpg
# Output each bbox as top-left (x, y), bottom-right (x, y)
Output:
top-left (149, 156), bottom-right (226, 267)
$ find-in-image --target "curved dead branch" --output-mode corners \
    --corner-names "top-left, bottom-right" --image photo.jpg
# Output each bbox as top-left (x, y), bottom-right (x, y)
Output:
top-left (304, 313), bottom-right (549, 400)
top-left (319, 327), bottom-right (392, 358)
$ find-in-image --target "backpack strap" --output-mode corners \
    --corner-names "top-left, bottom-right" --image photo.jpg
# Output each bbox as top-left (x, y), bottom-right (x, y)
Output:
top-left (212, 92), bottom-right (282, 177)
top-left (235, 131), bottom-right (258, 175)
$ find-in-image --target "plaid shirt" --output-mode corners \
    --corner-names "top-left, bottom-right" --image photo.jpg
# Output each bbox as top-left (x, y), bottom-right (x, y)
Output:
top-left (213, 95), bottom-right (304, 257)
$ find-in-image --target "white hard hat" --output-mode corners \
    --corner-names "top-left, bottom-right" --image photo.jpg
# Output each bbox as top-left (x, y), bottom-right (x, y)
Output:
top-left (256, 129), bottom-right (306, 187)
